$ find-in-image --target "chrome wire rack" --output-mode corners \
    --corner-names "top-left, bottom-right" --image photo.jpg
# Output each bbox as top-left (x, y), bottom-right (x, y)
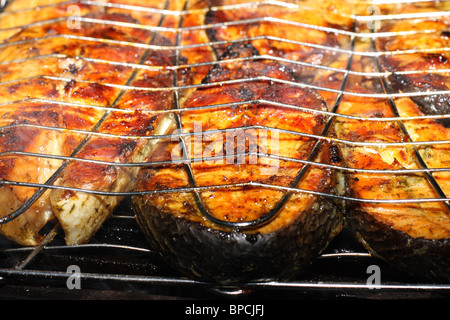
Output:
top-left (0, 0), bottom-right (450, 299)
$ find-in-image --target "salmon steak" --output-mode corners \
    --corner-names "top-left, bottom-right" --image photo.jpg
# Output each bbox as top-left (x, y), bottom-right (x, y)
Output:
top-left (0, 0), bottom-right (186, 245)
top-left (338, 3), bottom-right (450, 282)
top-left (132, 0), bottom-right (346, 284)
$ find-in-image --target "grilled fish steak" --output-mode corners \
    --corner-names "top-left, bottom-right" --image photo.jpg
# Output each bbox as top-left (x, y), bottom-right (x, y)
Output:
top-left (133, 41), bottom-right (341, 284)
top-left (0, 0), bottom-right (185, 245)
top-left (48, 42), bottom-right (179, 245)
top-left (376, 19), bottom-right (450, 127)
top-left (337, 36), bottom-right (450, 282)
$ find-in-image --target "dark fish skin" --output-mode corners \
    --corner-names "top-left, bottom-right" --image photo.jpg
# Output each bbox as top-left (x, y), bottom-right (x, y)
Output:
top-left (346, 206), bottom-right (450, 283)
top-left (386, 72), bottom-right (450, 128)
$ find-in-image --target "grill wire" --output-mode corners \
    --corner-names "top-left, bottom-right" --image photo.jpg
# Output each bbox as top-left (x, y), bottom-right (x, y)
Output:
top-left (0, 0), bottom-right (450, 299)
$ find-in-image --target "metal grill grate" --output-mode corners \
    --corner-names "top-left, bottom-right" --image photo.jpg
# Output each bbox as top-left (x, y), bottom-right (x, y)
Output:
top-left (0, 0), bottom-right (450, 299)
